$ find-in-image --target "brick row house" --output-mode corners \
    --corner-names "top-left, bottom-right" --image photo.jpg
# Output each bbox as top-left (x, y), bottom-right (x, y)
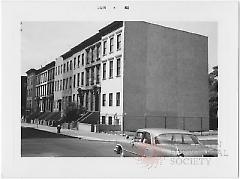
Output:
top-left (25, 21), bottom-right (209, 131)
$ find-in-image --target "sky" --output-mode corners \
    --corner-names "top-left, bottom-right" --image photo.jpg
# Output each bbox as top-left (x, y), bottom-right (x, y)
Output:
top-left (21, 21), bottom-right (217, 76)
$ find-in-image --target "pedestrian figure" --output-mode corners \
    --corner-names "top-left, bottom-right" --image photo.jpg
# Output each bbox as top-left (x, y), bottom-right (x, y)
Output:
top-left (57, 125), bottom-right (61, 133)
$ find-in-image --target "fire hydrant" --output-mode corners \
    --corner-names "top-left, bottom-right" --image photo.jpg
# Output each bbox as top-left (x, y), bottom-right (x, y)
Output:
top-left (57, 125), bottom-right (61, 134)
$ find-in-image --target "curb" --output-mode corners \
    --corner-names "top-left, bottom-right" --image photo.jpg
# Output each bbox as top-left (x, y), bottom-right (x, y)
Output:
top-left (22, 124), bottom-right (217, 142)
top-left (76, 136), bottom-right (117, 142)
top-left (23, 125), bottom-right (118, 142)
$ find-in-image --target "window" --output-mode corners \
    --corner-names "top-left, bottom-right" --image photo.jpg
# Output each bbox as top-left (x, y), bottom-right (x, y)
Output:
top-left (117, 33), bottom-right (121, 50)
top-left (154, 134), bottom-right (199, 145)
top-left (103, 40), bottom-right (107, 56)
top-left (70, 60), bottom-right (72, 70)
top-left (96, 45), bottom-right (100, 60)
top-left (103, 62), bottom-right (106, 79)
top-left (102, 116), bottom-right (106, 124)
top-left (54, 82), bottom-right (56, 91)
top-left (142, 132), bottom-right (151, 144)
top-left (91, 67), bottom-right (94, 85)
top-left (73, 94), bottom-right (75, 102)
top-left (60, 80), bottom-right (62, 90)
top-left (77, 73), bottom-right (80, 87)
top-left (82, 54), bottom-right (84, 66)
top-left (73, 75), bottom-right (76, 88)
top-left (102, 94), bottom-right (106, 106)
top-left (61, 65), bottom-right (63, 74)
top-left (58, 66), bottom-right (60, 75)
top-left (110, 37), bottom-right (114, 53)
top-left (69, 77), bottom-right (72, 88)
top-left (109, 60), bottom-right (113, 78)
top-left (108, 116), bottom-right (112, 125)
top-left (91, 48), bottom-right (94, 63)
top-left (109, 93), bottom-right (113, 106)
top-left (74, 58), bottom-right (76, 69)
top-left (57, 80), bottom-right (59, 91)
top-left (96, 66), bottom-right (100, 84)
top-left (116, 92), bottom-right (120, 106)
top-left (86, 69), bottom-right (89, 86)
top-left (66, 78), bottom-right (68, 89)
top-left (81, 72), bottom-right (84, 86)
top-left (63, 79), bottom-right (65, 90)
top-left (86, 50), bottom-right (90, 64)
top-left (116, 58), bottom-right (121, 76)
top-left (67, 62), bottom-right (69, 72)
top-left (78, 55), bottom-right (80, 67)
top-left (63, 64), bottom-right (66, 73)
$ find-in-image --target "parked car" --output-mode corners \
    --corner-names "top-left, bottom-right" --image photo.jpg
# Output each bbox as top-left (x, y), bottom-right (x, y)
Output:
top-left (114, 128), bottom-right (218, 157)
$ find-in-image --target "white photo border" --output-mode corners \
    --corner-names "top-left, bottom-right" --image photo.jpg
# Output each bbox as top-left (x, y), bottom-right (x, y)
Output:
top-left (1, 0), bottom-right (238, 178)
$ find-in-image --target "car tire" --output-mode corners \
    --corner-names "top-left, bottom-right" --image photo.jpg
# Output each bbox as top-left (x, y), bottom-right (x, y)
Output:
top-left (120, 149), bottom-right (125, 157)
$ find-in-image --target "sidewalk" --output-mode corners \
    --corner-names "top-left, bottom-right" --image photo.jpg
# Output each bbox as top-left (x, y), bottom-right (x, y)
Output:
top-left (21, 122), bottom-right (218, 142)
top-left (21, 123), bottom-right (127, 142)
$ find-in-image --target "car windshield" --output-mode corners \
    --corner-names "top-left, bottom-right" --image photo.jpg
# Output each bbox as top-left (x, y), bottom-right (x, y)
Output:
top-left (155, 133), bottom-right (200, 145)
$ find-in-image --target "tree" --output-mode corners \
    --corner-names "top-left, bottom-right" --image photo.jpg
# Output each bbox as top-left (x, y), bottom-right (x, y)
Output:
top-left (62, 102), bottom-right (81, 129)
top-left (209, 66), bottom-right (218, 130)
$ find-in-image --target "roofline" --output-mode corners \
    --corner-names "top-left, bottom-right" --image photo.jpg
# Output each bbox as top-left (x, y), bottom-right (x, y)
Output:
top-left (60, 21), bottom-right (206, 62)
top-left (26, 68), bottom-right (37, 75)
top-left (36, 61), bottom-right (55, 74)
top-left (61, 32), bottom-right (102, 60)
top-left (99, 21), bottom-right (123, 36)
top-left (61, 21), bottom-right (123, 60)
top-left (141, 21), bottom-right (208, 38)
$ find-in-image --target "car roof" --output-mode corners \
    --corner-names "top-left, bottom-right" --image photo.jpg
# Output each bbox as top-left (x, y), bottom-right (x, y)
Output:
top-left (136, 128), bottom-right (193, 136)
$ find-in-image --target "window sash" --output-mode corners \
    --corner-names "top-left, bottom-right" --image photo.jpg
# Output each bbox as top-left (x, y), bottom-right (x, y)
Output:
top-left (110, 38), bottom-right (114, 53)
top-left (117, 34), bottom-right (121, 50)
top-left (102, 94), bottom-right (106, 106)
top-left (77, 73), bottom-right (80, 87)
top-left (103, 41), bottom-right (107, 55)
top-left (81, 72), bottom-right (84, 86)
top-left (109, 93), bottom-right (113, 106)
top-left (116, 92), bottom-right (120, 106)
top-left (103, 63), bottom-right (106, 79)
top-left (117, 58), bottom-right (121, 76)
top-left (109, 61), bottom-right (113, 78)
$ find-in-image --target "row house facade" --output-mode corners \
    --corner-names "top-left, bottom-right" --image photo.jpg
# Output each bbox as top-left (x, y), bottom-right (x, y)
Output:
top-left (21, 76), bottom-right (27, 117)
top-left (26, 69), bottom-right (37, 114)
top-left (53, 56), bottom-right (63, 112)
top-left (53, 33), bottom-right (102, 115)
top-left (26, 61), bottom-right (55, 113)
top-left (98, 21), bottom-right (209, 131)
top-left (26, 21), bottom-right (209, 131)
top-left (99, 22), bottom-right (124, 127)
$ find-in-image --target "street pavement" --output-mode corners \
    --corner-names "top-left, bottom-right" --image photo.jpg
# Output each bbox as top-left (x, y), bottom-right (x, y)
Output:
top-left (21, 127), bottom-right (118, 157)
top-left (21, 123), bottom-right (218, 156)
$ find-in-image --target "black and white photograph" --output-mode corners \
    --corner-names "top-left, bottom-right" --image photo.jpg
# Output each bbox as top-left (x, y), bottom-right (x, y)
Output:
top-left (21, 21), bottom-right (218, 158)
top-left (1, 1), bottom-right (238, 178)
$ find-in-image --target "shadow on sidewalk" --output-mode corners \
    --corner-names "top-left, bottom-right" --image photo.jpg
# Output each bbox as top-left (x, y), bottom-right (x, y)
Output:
top-left (21, 127), bottom-right (75, 139)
